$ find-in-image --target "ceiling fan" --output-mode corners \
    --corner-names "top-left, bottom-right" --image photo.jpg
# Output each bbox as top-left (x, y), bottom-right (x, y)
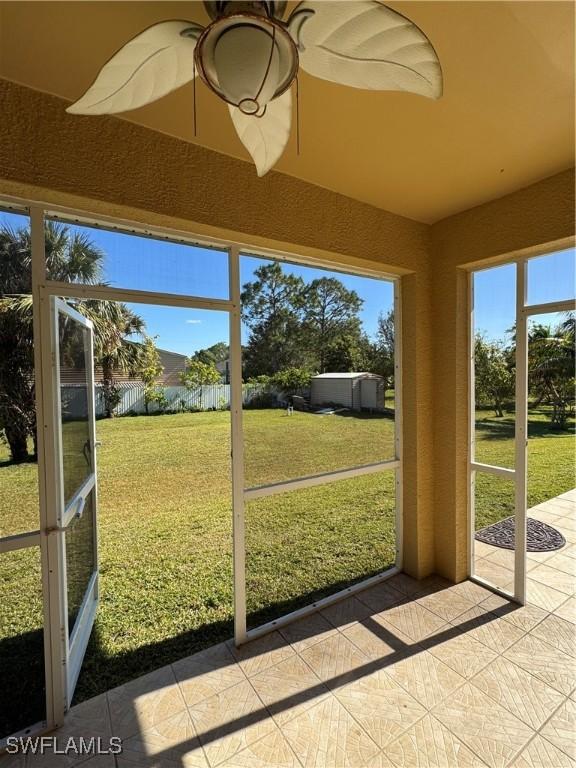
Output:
top-left (67, 1), bottom-right (443, 176)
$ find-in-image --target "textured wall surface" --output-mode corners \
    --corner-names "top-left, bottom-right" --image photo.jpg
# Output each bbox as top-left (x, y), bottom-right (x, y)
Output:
top-left (430, 168), bottom-right (575, 580)
top-left (0, 78), bottom-right (573, 582)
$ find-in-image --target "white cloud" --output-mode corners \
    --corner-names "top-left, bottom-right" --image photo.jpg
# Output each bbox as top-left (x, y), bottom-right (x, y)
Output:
top-left (185, 319), bottom-right (202, 324)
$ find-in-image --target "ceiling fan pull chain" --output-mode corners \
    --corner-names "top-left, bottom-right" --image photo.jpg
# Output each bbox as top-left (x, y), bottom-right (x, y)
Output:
top-left (193, 58), bottom-right (198, 137)
top-left (296, 75), bottom-right (300, 157)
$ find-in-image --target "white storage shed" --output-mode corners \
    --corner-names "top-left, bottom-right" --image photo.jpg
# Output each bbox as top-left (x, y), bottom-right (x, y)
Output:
top-left (310, 372), bottom-right (385, 411)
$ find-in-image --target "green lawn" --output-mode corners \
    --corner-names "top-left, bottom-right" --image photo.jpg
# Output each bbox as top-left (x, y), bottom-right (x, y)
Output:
top-left (0, 404), bottom-right (573, 736)
top-left (474, 404), bottom-right (575, 530)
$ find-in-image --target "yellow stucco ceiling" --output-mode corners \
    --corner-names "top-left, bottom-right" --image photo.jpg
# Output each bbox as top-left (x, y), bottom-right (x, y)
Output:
top-left (0, 1), bottom-right (574, 223)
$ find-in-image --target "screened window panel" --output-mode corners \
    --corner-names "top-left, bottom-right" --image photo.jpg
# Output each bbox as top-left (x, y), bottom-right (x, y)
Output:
top-left (46, 218), bottom-right (230, 299)
top-left (245, 471), bottom-right (396, 630)
top-left (473, 263), bottom-right (516, 469)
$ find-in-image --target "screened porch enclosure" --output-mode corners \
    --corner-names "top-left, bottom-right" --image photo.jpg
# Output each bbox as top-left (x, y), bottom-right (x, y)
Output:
top-left (0, 202), bottom-right (402, 743)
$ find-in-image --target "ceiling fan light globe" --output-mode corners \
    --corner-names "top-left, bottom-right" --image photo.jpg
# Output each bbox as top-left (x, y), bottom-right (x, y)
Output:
top-left (213, 24), bottom-right (281, 111)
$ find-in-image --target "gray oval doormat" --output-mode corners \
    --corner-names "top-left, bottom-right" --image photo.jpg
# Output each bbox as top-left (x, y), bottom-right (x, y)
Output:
top-left (475, 516), bottom-right (566, 552)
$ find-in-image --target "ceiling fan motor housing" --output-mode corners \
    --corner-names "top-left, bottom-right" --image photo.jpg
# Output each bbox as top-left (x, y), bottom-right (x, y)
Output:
top-left (195, 9), bottom-right (298, 115)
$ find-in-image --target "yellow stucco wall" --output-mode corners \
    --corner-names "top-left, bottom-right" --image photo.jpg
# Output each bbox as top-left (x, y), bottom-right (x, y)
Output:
top-left (430, 168), bottom-right (575, 581)
top-left (0, 79), bottom-right (574, 580)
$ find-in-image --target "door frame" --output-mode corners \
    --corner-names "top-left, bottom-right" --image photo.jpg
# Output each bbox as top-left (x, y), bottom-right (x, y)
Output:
top-left (468, 249), bottom-right (576, 604)
top-left (48, 297), bottom-right (100, 704)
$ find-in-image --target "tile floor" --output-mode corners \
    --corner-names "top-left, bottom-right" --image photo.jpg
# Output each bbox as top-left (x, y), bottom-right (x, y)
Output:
top-left (9, 491), bottom-right (576, 768)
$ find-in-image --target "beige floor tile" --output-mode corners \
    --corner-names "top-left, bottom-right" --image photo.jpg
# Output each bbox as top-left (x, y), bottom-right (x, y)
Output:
top-left (72, 756), bottom-right (116, 768)
top-left (320, 596), bottom-right (372, 630)
top-left (335, 668), bottom-right (427, 748)
top-left (117, 710), bottom-right (207, 768)
top-left (427, 631), bottom-right (498, 679)
top-left (217, 728), bottom-right (300, 768)
top-left (0, 751), bottom-right (25, 768)
top-left (530, 563), bottom-right (575, 596)
top-left (562, 545), bottom-right (576, 560)
top-left (478, 595), bottom-right (548, 633)
top-left (546, 553), bottom-right (576, 576)
top-left (22, 695), bottom-right (113, 768)
top-left (381, 602), bottom-right (447, 643)
top-left (530, 509), bottom-right (563, 525)
top-left (356, 582), bottom-right (405, 613)
top-left (278, 612), bottom-right (337, 652)
top-left (510, 734), bottom-right (576, 767)
top-left (503, 634), bottom-right (576, 695)
top-left (385, 651), bottom-right (465, 709)
top-left (299, 634), bottom-right (369, 691)
top-left (527, 578), bottom-right (571, 611)
top-left (173, 643), bottom-right (246, 708)
top-left (107, 666), bottom-right (186, 741)
top-left (530, 613), bottom-right (576, 658)
top-left (526, 549), bottom-right (557, 566)
top-left (540, 698), bottom-right (576, 760)
top-left (281, 695), bottom-right (380, 768)
top-left (342, 615), bottom-right (414, 663)
top-left (386, 574), bottom-right (432, 597)
top-left (444, 580), bottom-right (496, 605)
top-left (432, 682), bottom-right (534, 768)
top-left (556, 527), bottom-right (576, 545)
top-left (473, 559), bottom-right (514, 591)
top-left (228, 632), bottom-right (294, 678)
top-left (555, 596), bottom-right (576, 624)
top-left (385, 714), bottom-right (487, 768)
top-left (450, 606), bottom-right (525, 652)
top-left (364, 752), bottom-right (396, 767)
top-left (471, 657), bottom-right (565, 729)
top-left (416, 588), bottom-right (475, 622)
top-left (483, 547), bottom-right (516, 570)
top-left (474, 540), bottom-right (499, 559)
top-left (187, 680), bottom-right (275, 767)
top-left (250, 654), bottom-right (329, 726)
top-left (550, 507), bottom-right (576, 524)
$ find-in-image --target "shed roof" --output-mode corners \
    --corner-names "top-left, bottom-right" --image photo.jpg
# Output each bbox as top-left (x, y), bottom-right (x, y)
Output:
top-left (312, 372), bottom-right (382, 380)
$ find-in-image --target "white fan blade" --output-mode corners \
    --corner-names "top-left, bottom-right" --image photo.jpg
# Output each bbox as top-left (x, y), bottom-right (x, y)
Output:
top-left (67, 20), bottom-right (203, 115)
top-left (228, 89), bottom-right (292, 177)
top-left (288, 1), bottom-right (442, 99)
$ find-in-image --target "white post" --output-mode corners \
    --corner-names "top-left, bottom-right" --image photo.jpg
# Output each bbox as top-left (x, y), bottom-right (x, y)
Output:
top-left (31, 206), bottom-right (66, 728)
top-left (468, 269), bottom-right (475, 577)
top-left (514, 260), bottom-right (528, 605)
top-left (229, 247), bottom-right (247, 644)
top-left (393, 278), bottom-right (403, 571)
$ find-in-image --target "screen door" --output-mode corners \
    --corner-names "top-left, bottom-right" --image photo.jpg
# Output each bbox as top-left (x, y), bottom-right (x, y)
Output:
top-left (51, 297), bottom-right (99, 706)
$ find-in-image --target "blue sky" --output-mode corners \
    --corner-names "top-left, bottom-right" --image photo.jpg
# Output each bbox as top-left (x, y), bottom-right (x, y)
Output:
top-left (1, 210), bottom-right (573, 352)
top-left (474, 250), bottom-right (575, 342)
top-left (0, 211), bottom-right (394, 356)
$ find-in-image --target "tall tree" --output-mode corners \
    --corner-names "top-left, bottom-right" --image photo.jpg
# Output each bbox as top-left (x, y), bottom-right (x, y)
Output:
top-left (372, 310), bottom-right (395, 402)
top-left (134, 336), bottom-right (164, 415)
top-left (241, 262), bottom-right (305, 377)
top-left (192, 341), bottom-right (229, 366)
top-left (302, 278), bottom-right (363, 372)
top-left (0, 221), bottom-right (144, 460)
top-left (528, 318), bottom-right (575, 429)
top-left (474, 334), bottom-right (515, 417)
top-left (180, 359), bottom-right (221, 410)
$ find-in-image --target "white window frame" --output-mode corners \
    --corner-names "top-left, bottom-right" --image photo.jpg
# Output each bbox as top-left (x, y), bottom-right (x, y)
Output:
top-left (468, 242), bottom-right (576, 604)
top-left (0, 194), bottom-right (403, 739)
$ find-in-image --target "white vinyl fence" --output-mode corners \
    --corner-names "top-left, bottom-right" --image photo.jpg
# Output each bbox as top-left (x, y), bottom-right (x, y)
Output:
top-left (60, 383), bottom-right (268, 418)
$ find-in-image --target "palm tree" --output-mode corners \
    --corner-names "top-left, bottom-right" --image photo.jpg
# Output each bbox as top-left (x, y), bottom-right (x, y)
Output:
top-left (0, 221), bottom-right (145, 461)
top-left (529, 317), bottom-right (575, 429)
